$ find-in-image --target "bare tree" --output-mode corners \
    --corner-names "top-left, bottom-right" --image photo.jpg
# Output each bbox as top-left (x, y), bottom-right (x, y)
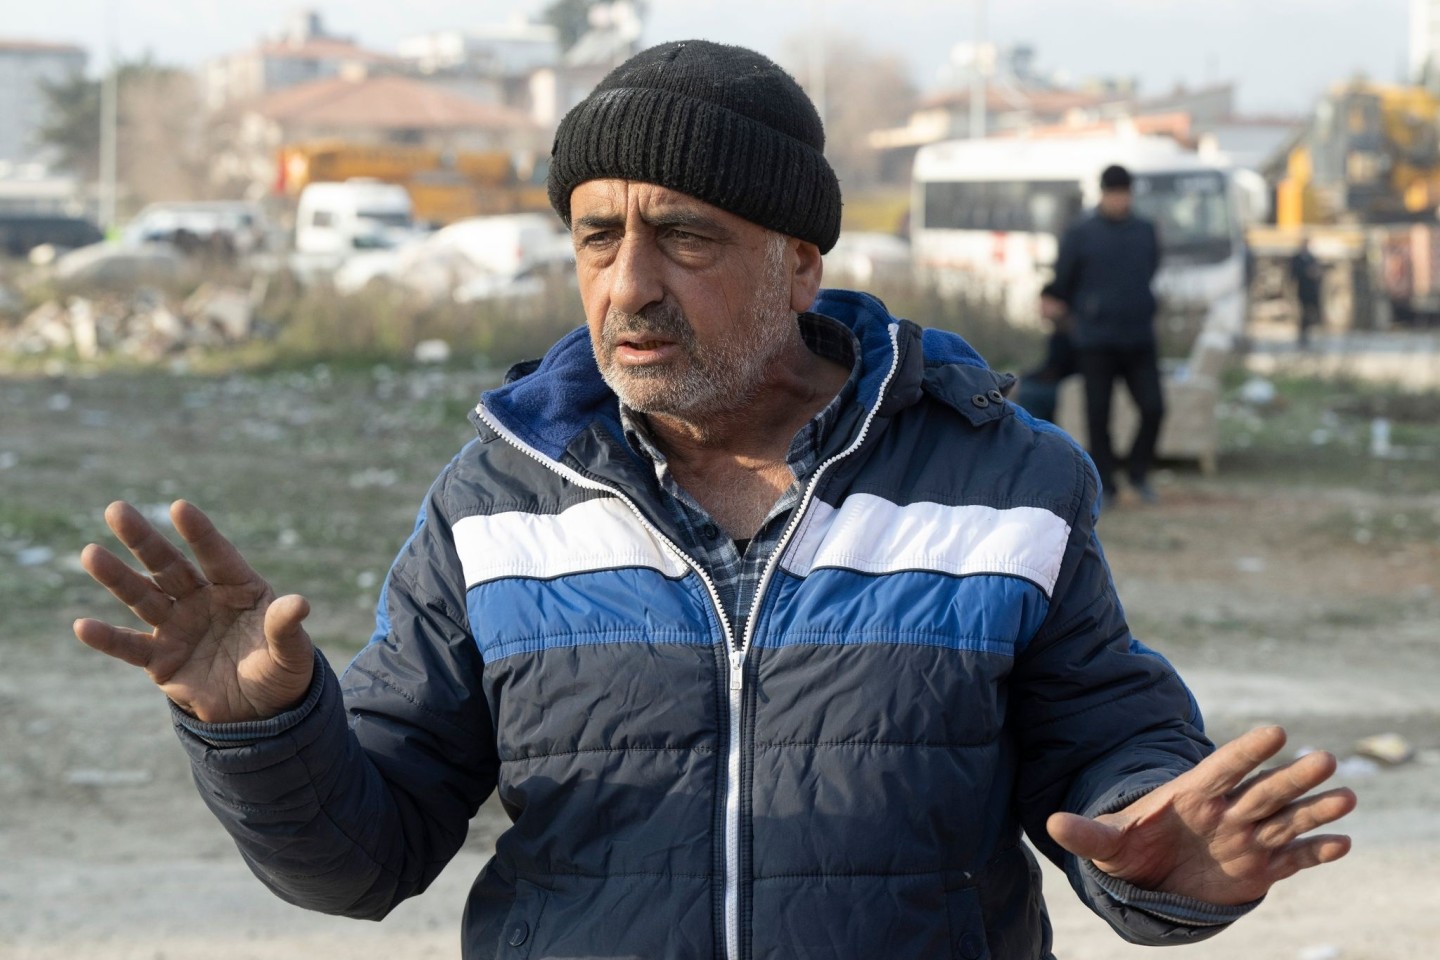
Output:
top-left (36, 58), bottom-right (229, 212)
top-left (782, 32), bottom-right (918, 190)
top-left (119, 67), bottom-right (213, 205)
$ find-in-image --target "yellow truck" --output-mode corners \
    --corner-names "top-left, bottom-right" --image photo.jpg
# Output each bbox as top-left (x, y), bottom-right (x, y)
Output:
top-left (277, 141), bottom-right (551, 227)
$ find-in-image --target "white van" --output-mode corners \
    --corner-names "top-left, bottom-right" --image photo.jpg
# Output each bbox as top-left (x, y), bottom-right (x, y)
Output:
top-left (332, 212), bottom-right (573, 302)
top-left (294, 180), bottom-right (416, 255)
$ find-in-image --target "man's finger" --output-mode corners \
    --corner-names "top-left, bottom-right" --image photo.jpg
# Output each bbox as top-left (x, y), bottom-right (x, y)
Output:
top-left (1181, 725), bottom-right (1289, 798)
top-left (169, 500), bottom-right (265, 589)
top-left (73, 618), bottom-right (156, 669)
top-left (1229, 749), bottom-right (1339, 824)
top-left (1266, 834), bottom-right (1353, 883)
top-left (79, 543), bottom-right (174, 627)
top-left (1253, 787), bottom-right (1359, 849)
top-left (104, 501), bottom-right (208, 599)
top-left (1046, 811), bottom-right (1125, 862)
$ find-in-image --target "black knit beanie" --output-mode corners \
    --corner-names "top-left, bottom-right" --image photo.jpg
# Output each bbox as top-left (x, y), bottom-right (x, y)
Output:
top-left (547, 39), bottom-right (843, 253)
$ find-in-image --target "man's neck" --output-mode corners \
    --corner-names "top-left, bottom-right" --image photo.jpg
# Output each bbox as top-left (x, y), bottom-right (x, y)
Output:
top-left (637, 343), bottom-right (850, 539)
top-left (643, 344), bottom-right (849, 463)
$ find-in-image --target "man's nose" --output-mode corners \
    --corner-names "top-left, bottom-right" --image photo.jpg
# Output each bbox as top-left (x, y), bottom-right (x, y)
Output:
top-left (609, 235), bottom-right (664, 316)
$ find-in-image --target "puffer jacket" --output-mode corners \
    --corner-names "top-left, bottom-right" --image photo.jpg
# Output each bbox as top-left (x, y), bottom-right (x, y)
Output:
top-left (1049, 212), bottom-right (1162, 349)
top-left (175, 289), bottom-right (1244, 960)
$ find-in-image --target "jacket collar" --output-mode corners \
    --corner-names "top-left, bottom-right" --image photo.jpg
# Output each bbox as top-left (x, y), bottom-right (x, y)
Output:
top-left (475, 288), bottom-right (1012, 462)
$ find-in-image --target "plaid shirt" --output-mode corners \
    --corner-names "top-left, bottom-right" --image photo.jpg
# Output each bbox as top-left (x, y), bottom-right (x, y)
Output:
top-left (621, 312), bottom-right (860, 642)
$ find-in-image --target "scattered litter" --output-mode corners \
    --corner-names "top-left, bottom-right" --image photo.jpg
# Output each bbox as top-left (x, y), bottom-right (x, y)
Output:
top-left (277, 528), bottom-right (302, 548)
top-left (0, 451), bottom-right (17, 470)
top-left (46, 392), bottom-right (72, 412)
top-left (1369, 417), bottom-right (1392, 458)
top-left (1239, 376), bottom-right (1277, 407)
top-left (414, 338), bottom-right (452, 364)
top-left (183, 283), bottom-right (255, 341)
top-left (1235, 556), bottom-right (1267, 574)
top-left (15, 546), bottom-right (55, 567)
top-left (356, 570), bottom-right (379, 590)
top-left (349, 468), bottom-right (399, 489)
top-left (63, 768), bottom-right (153, 787)
top-left (0, 282), bottom-right (24, 314)
top-left (1354, 732), bottom-right (1415, 765)
top-left (1333, 756), bottom-right (1381, 778)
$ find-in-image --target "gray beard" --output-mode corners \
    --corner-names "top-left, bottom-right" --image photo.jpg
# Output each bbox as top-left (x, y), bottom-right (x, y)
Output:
top-left (598, 277), bottom-right (796, 423)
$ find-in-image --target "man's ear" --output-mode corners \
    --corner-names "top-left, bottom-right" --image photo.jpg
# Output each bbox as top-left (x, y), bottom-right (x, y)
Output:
top-left (789, 239), bottom-right (824, 313)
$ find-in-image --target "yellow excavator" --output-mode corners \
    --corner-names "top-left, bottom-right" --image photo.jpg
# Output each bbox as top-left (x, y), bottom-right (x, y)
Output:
top-left (276, 140), bottom-right (552, 227)
top-left (1274, 80), bottom-right (1440, 228)
top-left (1255, 80), bottom-right (1440, 327)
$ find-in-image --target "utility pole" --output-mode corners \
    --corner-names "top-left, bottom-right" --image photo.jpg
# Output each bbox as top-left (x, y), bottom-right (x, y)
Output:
top-left (969, 0), bottom-right (987, 138)
top-left (99, 59), bottom-right (117, 232)
top-left (98, 0), bottom-right (119, 234)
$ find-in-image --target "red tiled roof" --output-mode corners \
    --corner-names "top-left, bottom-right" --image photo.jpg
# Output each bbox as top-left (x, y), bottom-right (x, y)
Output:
top-left (250, 74), bottom-right (537, 131)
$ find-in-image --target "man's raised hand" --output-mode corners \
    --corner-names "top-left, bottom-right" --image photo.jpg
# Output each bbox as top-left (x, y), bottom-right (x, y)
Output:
top-left (73, 500), bottom-right (315, 724)
top-left (1047, 725), bottom-right (1357, 905)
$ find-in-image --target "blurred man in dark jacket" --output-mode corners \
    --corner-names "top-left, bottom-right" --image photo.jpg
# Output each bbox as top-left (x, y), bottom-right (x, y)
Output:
top-left (1049, 164), bottom-right (1164, 505)
top-left (1289, 238), bottom-right (1323, 347)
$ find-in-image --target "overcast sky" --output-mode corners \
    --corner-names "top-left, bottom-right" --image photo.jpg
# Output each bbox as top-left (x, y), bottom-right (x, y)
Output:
top-left (5, 0), bottom-right (1411, 115)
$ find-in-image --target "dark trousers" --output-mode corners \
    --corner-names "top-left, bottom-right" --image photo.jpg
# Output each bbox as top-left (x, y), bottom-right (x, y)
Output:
top-left (1076, 344), bottom-right (1165, 493)
top-left (1298, 300), bottom-right (1321, 346)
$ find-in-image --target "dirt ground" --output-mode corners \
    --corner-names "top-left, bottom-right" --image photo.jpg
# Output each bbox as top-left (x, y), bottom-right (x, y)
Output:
top-left (1, 367), bottom-right (1437, 959)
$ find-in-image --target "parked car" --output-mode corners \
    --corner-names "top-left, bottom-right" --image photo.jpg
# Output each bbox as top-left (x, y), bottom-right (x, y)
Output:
top-left (121, 201), bottom-right (270, 257)
top-left (0, 213), bottom-right (104, 260)
top-left (333, 212), bottom-right (573, 303)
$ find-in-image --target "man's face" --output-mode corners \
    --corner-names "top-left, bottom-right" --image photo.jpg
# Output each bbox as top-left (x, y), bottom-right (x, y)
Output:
top-left (1099, 187), bottom-right (1132, 219)
top-left (568, 180), bottom-right (810, 420)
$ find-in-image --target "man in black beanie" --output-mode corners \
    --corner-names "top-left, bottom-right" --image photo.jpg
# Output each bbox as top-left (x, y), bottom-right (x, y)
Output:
top-left (74, 39), bottom-right (1353, 960)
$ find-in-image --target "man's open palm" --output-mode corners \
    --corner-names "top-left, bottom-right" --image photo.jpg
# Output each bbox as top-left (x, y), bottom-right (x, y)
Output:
top-left (1048, 725), bottom-right (1357, 905)
top-left (73, 500), bottom-right (314, 724)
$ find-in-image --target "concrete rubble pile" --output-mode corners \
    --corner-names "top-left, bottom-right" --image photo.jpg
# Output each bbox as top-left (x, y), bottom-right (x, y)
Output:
top-left (1, 283), bottom-right (260, 360)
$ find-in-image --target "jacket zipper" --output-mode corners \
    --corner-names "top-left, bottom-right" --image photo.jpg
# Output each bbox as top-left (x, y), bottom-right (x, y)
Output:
top-left (470, 405), bottom-right (739, 646)
top-left (720, 321), bottom-right (903, 960)
top-left (477, 321), bottom-right (903, 960)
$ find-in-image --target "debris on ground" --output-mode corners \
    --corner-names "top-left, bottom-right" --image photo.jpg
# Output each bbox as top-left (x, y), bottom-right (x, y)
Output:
top-left (1353, 732), bottom-right (1416, 765)
top-left (0, 285), bottom-right (260, 360)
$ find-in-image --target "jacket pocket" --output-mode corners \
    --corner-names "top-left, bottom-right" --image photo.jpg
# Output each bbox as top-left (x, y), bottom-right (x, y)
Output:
top-left (495, 879), bottom-right (549, 960)
top-left (945, 883), bottom-right (991, 960)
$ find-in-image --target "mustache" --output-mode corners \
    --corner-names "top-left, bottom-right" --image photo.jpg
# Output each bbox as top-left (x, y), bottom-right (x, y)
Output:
top-left (602, 302), bottom-right (693, 346)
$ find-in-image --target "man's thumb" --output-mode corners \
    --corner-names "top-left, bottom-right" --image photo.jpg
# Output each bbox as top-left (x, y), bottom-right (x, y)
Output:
top-left (1046, 811), bottom-right (1124, 862)
top-left (265, 593), bottom-right (314, 666)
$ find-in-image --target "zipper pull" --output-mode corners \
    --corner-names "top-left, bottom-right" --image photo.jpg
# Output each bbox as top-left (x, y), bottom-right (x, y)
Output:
top-left (729, 651), bottom-right (744, 692)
